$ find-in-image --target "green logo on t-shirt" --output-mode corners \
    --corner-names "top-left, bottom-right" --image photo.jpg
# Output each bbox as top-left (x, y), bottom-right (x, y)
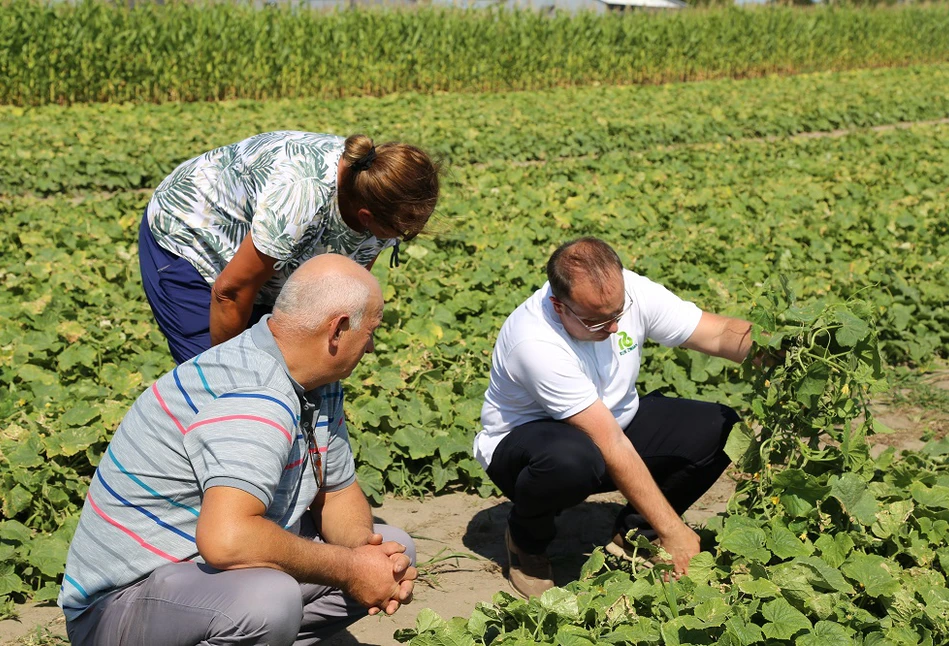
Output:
top-left (618, 331), bottom-right (638, 356)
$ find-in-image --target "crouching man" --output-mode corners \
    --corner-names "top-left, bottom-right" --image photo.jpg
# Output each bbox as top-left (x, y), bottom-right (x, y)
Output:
top-left (475, 237), bottom-right (752, 598)
top-left (60, 254), bottom-right (416, 645)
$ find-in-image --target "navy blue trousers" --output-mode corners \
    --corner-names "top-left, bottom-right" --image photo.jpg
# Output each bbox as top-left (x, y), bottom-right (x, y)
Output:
top-left (138, 214), bottom-right (271, 364)
top-left (485, 393), bottom-right (738, 554)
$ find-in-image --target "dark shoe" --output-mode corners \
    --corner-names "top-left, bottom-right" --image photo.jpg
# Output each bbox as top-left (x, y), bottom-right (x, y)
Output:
top-left (504, 527), bottom-right (554, 598)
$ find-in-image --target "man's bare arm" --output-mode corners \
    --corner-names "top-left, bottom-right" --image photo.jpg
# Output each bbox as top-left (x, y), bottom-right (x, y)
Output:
top-left (565, 400), bottom-right (699, 575)
top-left (680, 311), bottom-right (752, 363)
top-left (196, 486), bottom-right (415, 613)
top-left (311, 482), bottom-right (375, 548)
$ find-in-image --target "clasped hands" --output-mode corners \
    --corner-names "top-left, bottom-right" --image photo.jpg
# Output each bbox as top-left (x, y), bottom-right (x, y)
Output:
top-left (348, 533), bottom-right (417, 616)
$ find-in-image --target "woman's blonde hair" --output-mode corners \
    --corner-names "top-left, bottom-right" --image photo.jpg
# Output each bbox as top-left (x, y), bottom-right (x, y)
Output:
top-left (342, 134), bottom-right (440, 241)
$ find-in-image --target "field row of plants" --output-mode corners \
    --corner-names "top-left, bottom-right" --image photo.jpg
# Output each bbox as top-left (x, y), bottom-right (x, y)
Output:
top-left (3, 1), bottom-right (949, 105)
top-left (3, 63), bottom-right (949, 196)
top-left (2, 105), bottom-right (947, 614)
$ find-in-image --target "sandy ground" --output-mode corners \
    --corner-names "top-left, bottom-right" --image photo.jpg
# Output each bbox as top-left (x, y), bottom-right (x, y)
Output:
top-left (2, 374), bottom-right (945, 646)
top-left (0, 484), bottom-right (733, 646)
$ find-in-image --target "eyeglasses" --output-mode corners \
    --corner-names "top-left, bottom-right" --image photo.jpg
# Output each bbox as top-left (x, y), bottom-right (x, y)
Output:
top-left (556, 290), bottom-right (633, 333)
top-left (304, 426), bottom-right (324, 489)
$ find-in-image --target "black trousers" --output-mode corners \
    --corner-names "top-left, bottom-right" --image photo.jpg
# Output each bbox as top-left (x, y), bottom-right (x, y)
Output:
top-left (485, 393), bottom-right (738, 554)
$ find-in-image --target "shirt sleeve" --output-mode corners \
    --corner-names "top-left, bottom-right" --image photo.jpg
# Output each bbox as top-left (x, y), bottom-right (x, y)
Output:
top-left (631, 273), bottom-right (703, 347)
top-left (506, 340), bottom-right (600, 421)
top-left (320, 383), bottom-right (356, 492)
top-left (250, 157), bottom-right (333, 262)
top-left (182, 390), bottom-right (299, 508)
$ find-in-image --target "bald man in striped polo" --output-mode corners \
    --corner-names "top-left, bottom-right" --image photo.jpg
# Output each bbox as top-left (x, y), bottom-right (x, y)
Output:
top-left (59, 254), bottom-right (416, 646)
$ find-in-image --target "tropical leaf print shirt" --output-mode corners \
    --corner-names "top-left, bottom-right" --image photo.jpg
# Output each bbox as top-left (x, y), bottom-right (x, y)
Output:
top-left (146, 131), bottom-right (395, 304)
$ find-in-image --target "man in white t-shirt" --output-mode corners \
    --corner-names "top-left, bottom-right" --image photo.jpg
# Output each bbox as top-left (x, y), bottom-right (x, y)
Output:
top-left (474, 237), bottom-right (752, 598)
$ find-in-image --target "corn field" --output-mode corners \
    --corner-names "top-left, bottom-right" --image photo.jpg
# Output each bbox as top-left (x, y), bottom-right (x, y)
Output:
top-left (1, 0), bottom-right (948, 106)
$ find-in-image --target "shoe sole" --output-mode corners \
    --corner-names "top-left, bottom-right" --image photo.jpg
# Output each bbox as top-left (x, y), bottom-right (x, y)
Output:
top-left (507, 576), bottom-right (529, 599)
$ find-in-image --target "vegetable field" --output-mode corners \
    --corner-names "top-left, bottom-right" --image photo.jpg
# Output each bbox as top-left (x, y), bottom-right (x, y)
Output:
top-left (1, 54), bottom-right (948, 644)
top-left (3, 2), bottom-right (949, 106)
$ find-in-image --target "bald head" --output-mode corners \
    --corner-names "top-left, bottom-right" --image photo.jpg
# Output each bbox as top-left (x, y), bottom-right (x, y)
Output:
top-left (546, 237), bottom-right (623, 302)
top-left (271, 254), bottom-right (383, 335)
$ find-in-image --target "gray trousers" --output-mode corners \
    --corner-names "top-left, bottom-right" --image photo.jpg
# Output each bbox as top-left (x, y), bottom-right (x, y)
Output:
top-left (66, 523), bottom-right (415, 646)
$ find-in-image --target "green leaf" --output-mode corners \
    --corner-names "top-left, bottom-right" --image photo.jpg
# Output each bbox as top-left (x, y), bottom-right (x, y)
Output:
top-left (540, 587), bottom-right (579, 620)
top-left (693, 597), bottom-right (730, 626)
top-left (767, 524), bottom-right (813, 560)
top-left (830, 473), bottom-right (879, 525)
top-left (724, 422), bottom-right (756, 467)
top-left (685, 551), bottom-right (716, 585)
top-left (814, 533), bottom-right (854, 569)
top-left (580, 550), bottom-right (606, 580)
top-left (719, 517), bottom-right (771, 563)
top-left (32, 582), bottom-right (60, 603)
top-left (761, 598), bottom-right (811, 640)
top-left (833, 309), bottom-right (871, 348)
top-left (796, 620), bottom-right (854, 646)
top-left (795, 362), bottom-right (829, 406)
top-left (44, 424), bottom-right (102, 457)
top-left (770, 561), bottom-right (821, 605)
top-left (357, 434), bottom-right (392, 471)
top-left (59, 403), bottom-right (101, 428)
top-left (737, 576), bottom-right (781, 598)
top-left (660, 614), bottom-right (714, 645)
top-left (784, 302), bottom-right (825, 325)
top-left (723, 615), bottom-right (764, 645)
top-left (409, 625), bottom-right (478, 646)
top-left (555, 625), bottom-right (596, 646)
top-left (0, 564), bottom-right (26, 597)
top-left (871, 500), bottom-right (914, 539)
top-left (796, 557), bottom-right (855, 594)
top-left (355, 465), bottom-right (384, 505)
top-left (910, 482), bottom-right (949, 509)
top-left (58, 344), bottom-right (98, 370)
top-left (2, 485), bottom-right (34, 518)
top-left (16, 364), bottom-right (58, 385)
top-left (4, 435), bottom-right (44, 469)
top-left (27, 533), bottom-right (69, 578)
top-left (0, 520), bottom-right (33, 545)
top-left (465, 607), bottom-right (492, 638)
top-left (415, 608), bottom-right (446, 633)
top-left (601, 622), bottom-right (661, 644)
top-left (391, 426), bottom-right (437, 461)
top-left (772, 469), bottom-right (831, 517)
top-left (841, 554), bottom-right (901, 598)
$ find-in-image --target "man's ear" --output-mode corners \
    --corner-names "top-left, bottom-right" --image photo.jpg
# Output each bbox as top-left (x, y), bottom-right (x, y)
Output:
top-left (328, 314), bottom-right (350, 350)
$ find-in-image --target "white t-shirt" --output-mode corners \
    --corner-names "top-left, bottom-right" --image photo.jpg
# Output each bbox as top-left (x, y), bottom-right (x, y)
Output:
top-left (474, 269), bottom-right (703, 469)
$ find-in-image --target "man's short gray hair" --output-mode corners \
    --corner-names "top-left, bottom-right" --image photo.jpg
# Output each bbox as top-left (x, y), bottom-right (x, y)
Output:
top-left (546, 237), bottom-right (623, 302)
top-left (272, 271), bottom-right (372, 333)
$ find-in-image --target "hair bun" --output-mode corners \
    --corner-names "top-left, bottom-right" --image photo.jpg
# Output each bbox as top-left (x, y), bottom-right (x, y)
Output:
top-left (352, 147), bottom-right (376, 172)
